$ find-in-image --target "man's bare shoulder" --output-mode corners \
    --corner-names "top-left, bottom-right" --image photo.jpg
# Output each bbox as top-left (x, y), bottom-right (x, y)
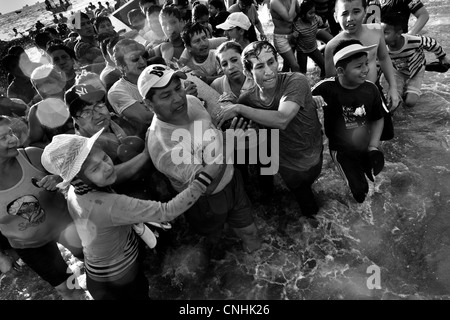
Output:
top-left (360, 24), bottom-right (383, 45)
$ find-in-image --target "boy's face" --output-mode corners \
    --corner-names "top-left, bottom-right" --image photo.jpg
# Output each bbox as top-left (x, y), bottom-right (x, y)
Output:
top-left (145, 77), bottom-right (188, 125)
top-left (334, 0), bottom-right (366, 34)
top-left (77, 17), bottom-right (95, 37)
top-left (338, 54), bottom-right (370, 87)
top-left (382, 23), bottom-right (401, 46)
top-left (147, 12), bottom-right (163, 33)
top-left (187, 31), bottom-right (210, 59)
top-left (247, 47), bottom-right (278, 91)
top-left (160, 13), bottom-right (183, 41)
top-left (97, 20), bottom-right (115, 35)
top-left (208, 5), bottom-right (218, 16)
top-left (225, 27), bottom-right (242, 42)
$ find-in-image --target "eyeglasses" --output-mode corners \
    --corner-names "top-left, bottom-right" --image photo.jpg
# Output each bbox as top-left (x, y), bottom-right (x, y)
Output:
top-left (77, 103), bottom-right (107, 119)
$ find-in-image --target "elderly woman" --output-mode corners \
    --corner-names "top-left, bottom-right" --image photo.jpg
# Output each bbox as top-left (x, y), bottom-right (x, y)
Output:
top-left (41, 129), bottom-right (221, 300)
top-left (0, 115), bottom-right (85, 300)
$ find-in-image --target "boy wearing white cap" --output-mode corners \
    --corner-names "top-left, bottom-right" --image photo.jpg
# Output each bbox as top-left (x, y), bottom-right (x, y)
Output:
top-left (138, 64), bottom-right (262, 258)
top-left (312, 39), bottom-right (385, 203)
top-left (216, 12), bottom-right (253, 49)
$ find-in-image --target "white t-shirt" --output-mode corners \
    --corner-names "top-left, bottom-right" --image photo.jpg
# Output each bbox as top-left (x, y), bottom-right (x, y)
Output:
top-left (107, 78), bottom-right (145, 115)
top-left (184, 50), bottom-right (221, 77)
top-left (148, 95), bottom-right (234, 194)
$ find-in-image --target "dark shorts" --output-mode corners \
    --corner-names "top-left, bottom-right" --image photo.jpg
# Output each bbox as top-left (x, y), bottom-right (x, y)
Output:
top-left (14, 241), bottom-right (72, 287)
top-left (185, 170), bottom-right (254, 235)
top-left (330, 149), bottom-right (371, 203)
top-left (86, 240), bottom-right (150, 300)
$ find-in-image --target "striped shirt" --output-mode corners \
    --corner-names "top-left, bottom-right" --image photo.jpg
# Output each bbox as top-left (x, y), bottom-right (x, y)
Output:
top-left (292, 15), bottom-right (325, 53)
top-left (387, 34), bottom-right (446, 78)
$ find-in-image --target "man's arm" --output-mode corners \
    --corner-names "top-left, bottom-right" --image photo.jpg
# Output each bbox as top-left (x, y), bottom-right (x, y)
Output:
top-left (218, 100), bottom-right (300, 130)
top-left (368, 117), bottom-right (384, 150)
top-left (324, 39), bottom-right (338, 78)
top-left (408, 6), bottom-right (429, 35)
top-left (120, 101), bottom-right (154, 126)
top-left (376, 33), bottom-right (400, 110)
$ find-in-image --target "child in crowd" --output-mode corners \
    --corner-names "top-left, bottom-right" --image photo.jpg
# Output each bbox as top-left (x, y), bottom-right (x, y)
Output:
top-left (381, 13), bottom-right (450, 109)
top-left (192, 2), bottom-right (214, 38)
top-left (41, 129), bottom-right (221, 299)
top-left (313, 39), bottom-right (385, 203)
top-left (292, 0), bottom-right (331, 78)
top-left (324, 0), bottom-right (400, 111)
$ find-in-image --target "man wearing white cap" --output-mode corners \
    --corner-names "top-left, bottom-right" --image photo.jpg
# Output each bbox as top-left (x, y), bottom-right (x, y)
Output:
top-left (138, 64), bottom-right (262, 258)
top-left (312, 39), bottom-right (385, 203)
top-left (216, 12), bottom-right (252, 49)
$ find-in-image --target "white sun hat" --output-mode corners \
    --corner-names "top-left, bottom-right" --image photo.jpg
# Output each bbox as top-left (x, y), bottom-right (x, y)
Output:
top-left (137, 64), bottom-right (187, 99)
top-left (41, 128), bottom-right (104, 189)
top-left (333, 42), bottom-right (378, 66)
top-left (216, 12), bottom-right (251, 31)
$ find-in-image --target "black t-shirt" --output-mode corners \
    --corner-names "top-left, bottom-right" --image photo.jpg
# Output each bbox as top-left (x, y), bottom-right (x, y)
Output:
top-left (378, 0), bottom-right (425, 32)
top-left (312, 77), bottom-right (384, 152)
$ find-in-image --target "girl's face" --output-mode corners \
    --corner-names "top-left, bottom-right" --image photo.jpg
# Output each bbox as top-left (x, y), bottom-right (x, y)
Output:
top-left (218, 48), bottom-right (244, 81)
top-left (79, 147), bottom-right (116, 187)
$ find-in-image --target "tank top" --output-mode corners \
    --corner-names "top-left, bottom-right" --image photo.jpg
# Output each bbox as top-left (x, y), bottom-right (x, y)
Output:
top-left (0, 149), bottom-right (72, 249)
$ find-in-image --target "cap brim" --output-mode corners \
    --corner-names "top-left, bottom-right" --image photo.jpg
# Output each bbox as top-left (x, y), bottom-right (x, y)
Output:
top-left (139, 70), bottom-right (187, 98)
top-left (333, 44), bottom-right (378, 66)
top-left (216, 21), bottom-right (235, 30)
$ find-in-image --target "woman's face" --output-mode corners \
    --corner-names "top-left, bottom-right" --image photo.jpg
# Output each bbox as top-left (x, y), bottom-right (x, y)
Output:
top-left (218, 48), bottom-right (244, 82)
top-left (50, 49), bottom-right (74, 74)
top-left (0, 122), bottom-right (19, 159)
top-left (79, 147), bottom-right (116, 187)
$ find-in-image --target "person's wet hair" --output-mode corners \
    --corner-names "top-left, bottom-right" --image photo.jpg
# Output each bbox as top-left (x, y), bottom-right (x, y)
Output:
top-left (241, 41), bottom-right (277, 72)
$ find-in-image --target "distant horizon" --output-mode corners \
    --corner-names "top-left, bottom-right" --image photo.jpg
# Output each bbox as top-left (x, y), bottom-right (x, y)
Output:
top-left (0, 0), bottom-right (43, 15)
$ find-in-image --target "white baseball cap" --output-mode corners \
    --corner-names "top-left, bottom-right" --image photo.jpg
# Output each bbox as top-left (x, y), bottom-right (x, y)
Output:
top-left (216, 12), bottom-right (251, 31)
top-left (41, 128), bottom-right (104, 189)
top-left (333, 42), bottom-right (377, 66)
top-left (137, 64), bottom-right (187, 99)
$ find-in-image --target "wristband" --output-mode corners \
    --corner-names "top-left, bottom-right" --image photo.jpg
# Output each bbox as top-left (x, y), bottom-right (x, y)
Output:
top-left (195, 171), bottom-right (213, 188)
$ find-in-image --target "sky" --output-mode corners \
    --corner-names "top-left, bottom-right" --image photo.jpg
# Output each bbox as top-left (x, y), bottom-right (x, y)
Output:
top-left (0, 0), bottom-right (42, 15)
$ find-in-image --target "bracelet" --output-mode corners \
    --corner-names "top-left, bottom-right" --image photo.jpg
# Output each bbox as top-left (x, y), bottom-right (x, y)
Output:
top-left (195, 172), bottom-right (213, 188)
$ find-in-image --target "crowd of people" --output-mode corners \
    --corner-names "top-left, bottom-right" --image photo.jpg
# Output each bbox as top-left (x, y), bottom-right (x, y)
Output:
top-left (1, 0), bottom-right (449, 300)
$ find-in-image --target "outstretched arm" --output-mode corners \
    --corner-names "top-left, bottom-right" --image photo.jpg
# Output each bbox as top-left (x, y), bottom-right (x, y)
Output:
top-left (408, 7), bottom-right (429, 35)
